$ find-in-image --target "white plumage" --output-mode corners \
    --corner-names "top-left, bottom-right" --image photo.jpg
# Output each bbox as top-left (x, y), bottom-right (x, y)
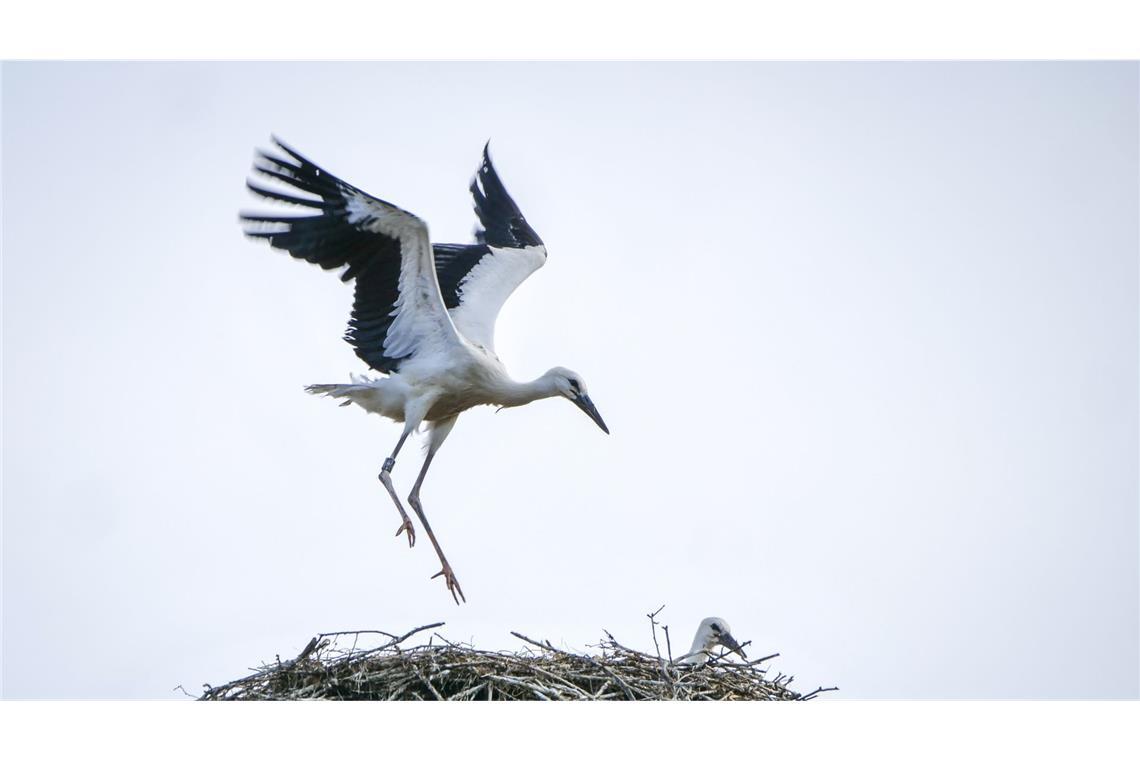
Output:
top-left (448, 244), bottom-right (547, 353)
top-left (679, 617), bottom-right (746, 664)
top-left (242, 138), bottom-right (608, 603)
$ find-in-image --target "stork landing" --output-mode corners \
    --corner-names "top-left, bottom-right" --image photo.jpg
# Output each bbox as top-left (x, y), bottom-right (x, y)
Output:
top-left (242, 138), bottom-right (608, 603)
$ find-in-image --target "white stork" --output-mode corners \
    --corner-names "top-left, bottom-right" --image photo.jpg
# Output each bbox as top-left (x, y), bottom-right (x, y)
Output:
top-left (679, 617), bottom-right (746, 664)
top-left (241, 138), bottom-right (608, 603)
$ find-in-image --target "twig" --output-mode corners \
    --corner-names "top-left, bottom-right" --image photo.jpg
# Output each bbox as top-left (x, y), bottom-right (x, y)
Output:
top-left (706, 639), bottom-right (753, 666)
top-left (355, 622), bottom-right (446, 657)
top-left (407, 659), bottom-right (445, 701)
top-left (296, 637), bottom-right (319, 660)
top-left (601, 629), bottom-right (644, 658)
top-left (316, 629), bottom-right (396, 639)
top-left (799, 686), bottom-right (840, 701)
top-left (647, 606), bottom-right (665, 661)
top-left (509, 631), bottom-right (563, 655)
top-left (512, 631), bottom-right (637, 701)
top-left (644, 606), bottom-right (677, 697)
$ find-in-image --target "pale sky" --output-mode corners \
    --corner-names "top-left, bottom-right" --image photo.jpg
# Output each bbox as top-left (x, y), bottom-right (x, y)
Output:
top-left (3, 62), bottom-right (1137, 699)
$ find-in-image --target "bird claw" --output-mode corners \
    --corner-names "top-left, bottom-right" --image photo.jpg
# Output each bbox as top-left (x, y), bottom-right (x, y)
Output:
top-left (432, 564), bottom-right (466, 605)
top-left (395, 518), bottom-right (416, 547)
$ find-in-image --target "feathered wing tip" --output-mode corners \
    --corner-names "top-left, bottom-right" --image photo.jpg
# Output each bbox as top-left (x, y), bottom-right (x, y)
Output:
top-left (268, 135), bottom-right (313, 167)
top-left (469, 142), bottom-right (543, 248)
top-left (241, 136), bottom-right (423, 375)
top-left (260, 135), bottom-right (344, 186)
top-left (242, 136), bottom-right (364, 217)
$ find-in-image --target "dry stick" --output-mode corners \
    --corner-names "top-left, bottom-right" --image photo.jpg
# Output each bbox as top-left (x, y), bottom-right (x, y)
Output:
top-left (646, 607), bottom-right (665, 662)
top-left (428, 631), bottom-right (461, 648)
top-left (316, 629), bottom-right (395, 639)
top-left (296, 636), bottom-right (320, 661)
top-left (644, 608), bottom-right (677, 698)
top-left (601, 629), bottom-right (644, 658)
top-left (201, 661), bottom-right (280, 700)
top-left (408, 659), bottom-right (445, 701)
top-left (449, 682), bottom-right (488, 701)
top-left (646, 603), bottom-right (666, 663)
top-left (648, 621), bottom-right (663, 660)
top-left (492, 674), bottom-right (554, 701)
top-left (353, 622), bottom-right (446, 659)
top-left (508, 631), bottom-right (577, 656)
top-left (517, 660), bottom-right (592, 698)
top-left (349, 633), bottom-right (360, 658)
top-left (511, 631), bottom-right (637, 701)
top-left (705, 639), bottom-right (753, 667)
top-left (601, 633), bottom-right (663, 700)
top-left (379, 622), bottom-right (446, 649)
top-left (217, 634), bottom-right (328, 699)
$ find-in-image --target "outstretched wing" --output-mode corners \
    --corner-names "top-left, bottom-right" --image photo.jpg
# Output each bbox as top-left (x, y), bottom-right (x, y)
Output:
top-left (434, 145), bottom-right (547, 354)
top-left (241, 138), bottom-right (461, 374)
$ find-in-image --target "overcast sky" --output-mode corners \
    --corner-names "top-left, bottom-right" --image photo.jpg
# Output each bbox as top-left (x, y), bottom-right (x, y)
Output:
top-left (3, 62), bottom-right (1137, 699)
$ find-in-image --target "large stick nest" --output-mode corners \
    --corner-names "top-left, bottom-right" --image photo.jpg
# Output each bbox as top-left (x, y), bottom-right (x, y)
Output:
top-left (198, 616), bottom-right (837, 701)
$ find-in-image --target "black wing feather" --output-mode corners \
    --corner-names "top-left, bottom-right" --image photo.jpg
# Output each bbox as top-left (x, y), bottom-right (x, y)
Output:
top-left (240, 138), bottom-right (411, 373)
top-left (470, 143), bottom-right (543, 249)
top-left (432, 243), bottom-right (492, 310)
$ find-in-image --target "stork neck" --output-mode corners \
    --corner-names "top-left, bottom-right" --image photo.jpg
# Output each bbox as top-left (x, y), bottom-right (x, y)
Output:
top-left (685, 630), bottom-right (714, 660)
top-left (499, 374), bottom-right (560, 407)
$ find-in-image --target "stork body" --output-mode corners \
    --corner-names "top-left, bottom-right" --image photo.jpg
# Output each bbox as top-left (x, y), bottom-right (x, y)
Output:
top-left (309, 354), bottom-right (575, 424)
top-left (242, 138), bottom-right (608, 603)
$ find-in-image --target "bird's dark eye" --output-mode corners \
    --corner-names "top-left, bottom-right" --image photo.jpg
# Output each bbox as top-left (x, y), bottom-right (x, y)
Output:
top-left (710, 624), bottom-right (721, 633)
top-left (569, 379), bottom-right (580, 392)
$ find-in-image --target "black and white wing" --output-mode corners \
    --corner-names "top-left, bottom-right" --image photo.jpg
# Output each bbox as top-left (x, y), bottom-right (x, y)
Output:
top-left (432, 145), bottom-right (547, 354)
top-left (241, 138), bottom-right (461, 374)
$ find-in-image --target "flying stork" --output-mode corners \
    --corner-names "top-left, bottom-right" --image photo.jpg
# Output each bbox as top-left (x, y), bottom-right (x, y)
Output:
top-left (241, 138), bottom-right (608, 603)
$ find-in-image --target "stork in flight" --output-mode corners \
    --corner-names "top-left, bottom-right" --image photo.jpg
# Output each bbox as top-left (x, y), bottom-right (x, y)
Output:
top-left (241, 138), bottom-right (608, 603)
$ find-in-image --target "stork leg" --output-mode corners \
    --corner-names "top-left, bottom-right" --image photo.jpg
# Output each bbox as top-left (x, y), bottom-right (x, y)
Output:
top-left (378, 429), bottom-right (417, 547)
top-left (407, 416), bottom-right (465, 604)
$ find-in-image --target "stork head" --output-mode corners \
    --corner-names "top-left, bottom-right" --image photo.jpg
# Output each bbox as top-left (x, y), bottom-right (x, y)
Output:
top-left (546, 367), bottom-right (609, 434)
top-left (687, 617), bottom-right (746, 662)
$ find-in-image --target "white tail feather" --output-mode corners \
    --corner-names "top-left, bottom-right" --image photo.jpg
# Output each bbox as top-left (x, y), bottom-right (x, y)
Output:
top-left (305, 383), bottom-right (371, 398)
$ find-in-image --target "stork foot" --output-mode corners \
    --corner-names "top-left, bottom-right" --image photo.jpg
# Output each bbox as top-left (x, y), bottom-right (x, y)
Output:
top-left (379, 470), bottom-right (415, 548)
top-left (432, 563), bottom-right (466, 605)
top-left (395, 517), bottom-right (416, 547)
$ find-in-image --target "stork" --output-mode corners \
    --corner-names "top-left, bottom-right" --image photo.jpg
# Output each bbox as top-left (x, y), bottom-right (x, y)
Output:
top-left (241, 138), bottom-right (608, 604)
top-left (678, 617), bottom-right (746, 664)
